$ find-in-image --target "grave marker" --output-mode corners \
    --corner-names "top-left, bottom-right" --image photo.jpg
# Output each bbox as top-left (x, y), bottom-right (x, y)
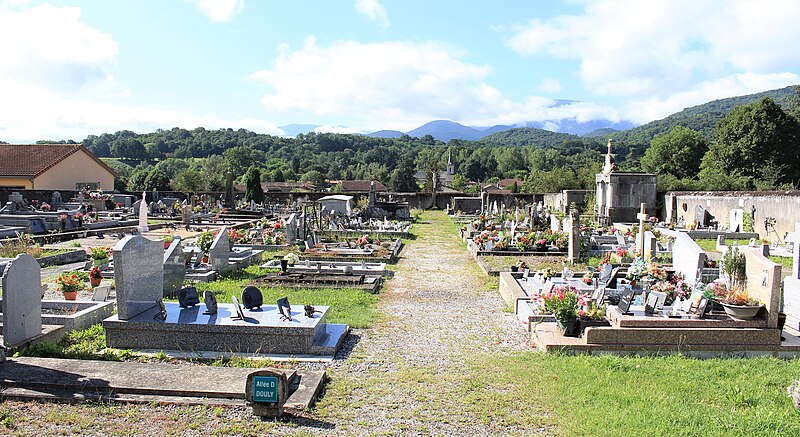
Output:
top-left (636, 203), bottom-right (648, 256)
top-left (729, 208), bottom-right (744, 232)
top-left (209, 227), bottom-right (232, 273)
top-left (245, 369), bottom-right (289, 418)
top-left (163, 236), bottom-right (185, 297)
top-left (113, 235), bottom-right (164, 320)
top-left (1, 254), bottom-right (42, 346)
top-left (137, 192), bottom-right (149, 233)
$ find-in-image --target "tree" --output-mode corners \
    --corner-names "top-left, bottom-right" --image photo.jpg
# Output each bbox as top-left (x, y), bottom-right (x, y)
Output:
top-left (126, 168), bottom-right (149, 192)
top-left (143, 167), bottom-right (171, 191)
top-left (243, 167), bottom-right (265, 204)
top-left (300, 170), bottom-right (326, 189)
top-left (701, 97), bottom-right (800, 187)
top-left (388, 157), bottom-right (418, 192)
top-left (173, 169), bottom-right (204, 193)
top-left (110, 137), bottom-right (147, 159)
top-left (640, 126), bottom-right (707, 179)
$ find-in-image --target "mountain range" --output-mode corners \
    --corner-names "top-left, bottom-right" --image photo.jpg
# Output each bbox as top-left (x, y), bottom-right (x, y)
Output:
top-left (279, 85), bottom-right (797, 143)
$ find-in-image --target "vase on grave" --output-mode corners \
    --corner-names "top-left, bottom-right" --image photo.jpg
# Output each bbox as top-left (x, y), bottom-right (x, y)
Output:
top-left (556, 318), bottom-right (580, 337)
top-left (62, 291), bottom-right (78, 301)
top-left (719, 302), bottom-right (764, 321)
top-left (90, 276), bottom-right (102, 288)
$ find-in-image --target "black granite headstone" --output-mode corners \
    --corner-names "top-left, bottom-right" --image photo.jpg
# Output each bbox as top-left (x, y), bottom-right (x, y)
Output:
top-left (203, 290), bottom-right (217, 315)
top-left (617, 288), bottom-right (634, 314)
top-left (242, 286), bottom-right (263, 310)
top-left (178, 287), bottom-right (200, 308)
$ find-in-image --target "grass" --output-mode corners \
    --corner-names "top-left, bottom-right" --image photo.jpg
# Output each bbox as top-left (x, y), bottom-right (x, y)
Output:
top-left (192, 265), bottom-right (381, 329)
top-left (769, 256), bottom-right (793, 268)
top-left (462, 352), bottom-right (800, 436)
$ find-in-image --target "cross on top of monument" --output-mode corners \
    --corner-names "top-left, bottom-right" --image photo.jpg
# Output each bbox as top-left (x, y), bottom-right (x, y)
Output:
top-left (637, 203), bottom-right (648, 222)
top-left (602, 138), bottom-right (616, 173)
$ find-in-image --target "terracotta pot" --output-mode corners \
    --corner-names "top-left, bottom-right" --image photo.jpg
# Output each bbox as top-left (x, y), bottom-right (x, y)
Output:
top-left (164, 241), bottom-right (172, 249)
top-left (62, 291), bottom-right (78, 301)
top-left (90, 276), bottom-right (102, 288)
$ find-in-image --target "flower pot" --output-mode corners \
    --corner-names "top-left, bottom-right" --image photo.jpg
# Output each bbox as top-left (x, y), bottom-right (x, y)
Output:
top-left (510, 265), bottom-right (519, 272)
top-left (90, 276), bottom-right (102, 287)
top-left (556, 318), bottom-right (580, 337)
top-left (719, 302), bottom-right (764, 321)
top-left (778, 312), bottom-right (787, 330)
top-left (62, 291), bottom-right (78, 301)
top-left (579, 318), bottom-right (611, 337)
top-left (164, 241), bottom-right (172, 249)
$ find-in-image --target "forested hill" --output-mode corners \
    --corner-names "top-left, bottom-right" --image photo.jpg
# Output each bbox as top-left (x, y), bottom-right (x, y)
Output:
top-left (592, 85), bottom-right (798, 147)
top-left (478, 127), bottom-right (580, 148)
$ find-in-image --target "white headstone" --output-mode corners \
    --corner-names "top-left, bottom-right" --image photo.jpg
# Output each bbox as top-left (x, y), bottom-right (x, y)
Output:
top-left (138, 192), bottom-right (149, 232)
top-left (550, 215), bottom-right (560, 232)
top-left (729, 208), bottom-right (744, 233)
top-left (672, 234), bottom-right (706, 286)
top-left (1, 254), bottom-right (42, 346)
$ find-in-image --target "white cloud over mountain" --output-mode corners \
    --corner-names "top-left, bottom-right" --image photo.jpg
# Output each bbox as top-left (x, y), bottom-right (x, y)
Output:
top-left (355, 0), bottom-right (389, 28)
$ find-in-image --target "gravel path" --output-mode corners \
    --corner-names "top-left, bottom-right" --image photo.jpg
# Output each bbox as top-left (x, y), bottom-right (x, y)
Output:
top-left (2, 212), bottom-right (538, 436)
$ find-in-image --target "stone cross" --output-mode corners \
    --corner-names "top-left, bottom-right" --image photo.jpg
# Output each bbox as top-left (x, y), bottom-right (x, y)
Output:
top-left (636, 203), bottom-right (648, 258)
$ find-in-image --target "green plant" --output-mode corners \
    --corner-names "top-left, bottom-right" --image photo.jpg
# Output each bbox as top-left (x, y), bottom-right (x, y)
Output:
top-left (723, 247), bottom-right (747, 289)
top-left (55, 272), bottom-right (83, 293)
top-left (89, 246), bottom-right (110, 260)
top-left (579, 302), bottom-right (606, 320)
top-left (195, 231), bottom-right (214, 253)
top-left (541, 285), bottom-right (579, 322)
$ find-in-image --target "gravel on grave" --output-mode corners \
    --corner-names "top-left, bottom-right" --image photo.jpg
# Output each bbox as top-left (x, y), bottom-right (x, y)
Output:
top-left (9, 217), bottom-right (539, 436)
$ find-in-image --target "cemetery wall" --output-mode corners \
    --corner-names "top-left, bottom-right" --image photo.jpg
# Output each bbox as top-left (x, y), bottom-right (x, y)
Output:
top-left (0, 189), bottom-right (80, 206)
top-left (668, 191), bottom-right (800, 238)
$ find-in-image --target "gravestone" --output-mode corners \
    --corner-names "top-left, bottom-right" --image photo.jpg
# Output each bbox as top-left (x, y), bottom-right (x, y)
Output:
top-left (242, 286), bottom-right (263, 310)
top-left (636, 203), bottom-right (648, 256)
top-left (729, 208), bottom-right (744, 232)
top-left (550, 215), bottom-right (560, 232)
top-left (694, 205), bottom-right (709, 227)
top-left (245, 369), bottom-right (289, 418)
top-left (92, 286), bottom-right (111, 302)
top-left (113, 235), bottom-right (164, 320)
top-left (716, 235), bottom-right (727, 251)
top-left (163, 236), bottom-right (185, 297)
top-left (285, 213), bottom-right (297, 243)
top-left (672, 233), bottom-right (706, 286)
top-left (641, 231), bottom-right (657, 260)
top-left (209, 227), bottom-right (232, 273)
top-left (178, 287), bottom-right (200, 308)
top-left (51, 191), bottom-right (63, 206)
top-left (615, 232), bottom-right (626, 247)
top-left (182, 206), bottom-right (192, 225)
top-left (783, 232), bottom-right (800, 332)
top-left (567, 214), bottom-right (580, 264)
top-left (1, 254), bottom-right (42, 346)
top-left (137, 192), bottom-right (149, 233)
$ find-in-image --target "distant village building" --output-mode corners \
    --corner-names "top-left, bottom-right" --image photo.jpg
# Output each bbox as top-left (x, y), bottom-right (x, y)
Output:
top-left (413, 150), bottom-right (457, 189)
top-left (337, 180), bottom-right (387, 193)
top-left (595, 139), bottom-right (657, 223)
top-left (0, 144), bottom-right (116, 190)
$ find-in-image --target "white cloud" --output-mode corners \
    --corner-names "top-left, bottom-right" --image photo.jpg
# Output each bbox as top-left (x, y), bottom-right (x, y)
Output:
top-left (0, 3), bottom-right (281, 142)
top-left (507, 0), bottom-right (800, 120)
top-left (191, 0), bottom-right (243, 23)
top-left (355, 0), bottom-right (389, 28)
top-left (538, 78), bottom-right (563, 94)
top-left (251, 37), bottom-right (511, 131)
top-left (313, 125), bottom-right (364, 135)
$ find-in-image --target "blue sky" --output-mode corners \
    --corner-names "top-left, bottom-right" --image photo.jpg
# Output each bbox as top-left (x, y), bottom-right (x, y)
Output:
top-left (1, 0), bottom-right (799, 142)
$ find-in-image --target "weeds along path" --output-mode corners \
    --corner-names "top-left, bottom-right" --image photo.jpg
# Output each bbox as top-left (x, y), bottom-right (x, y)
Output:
top-left (313, 210), bottom-right (534, 435)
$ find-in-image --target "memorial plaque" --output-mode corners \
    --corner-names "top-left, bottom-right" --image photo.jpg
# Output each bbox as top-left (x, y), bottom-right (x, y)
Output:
top-left (231, 296), bottom-right (246, 321)
top-left (178, 287), bottom-right (200, 308)
top-left (617, 288), bottom-right (634, 314)
top-left (241, 286), bottom-right (263, 310)
top-left (245, 369), bottom-right (288, 418)
top-left (203, 290), bottom-right (217, 315)
top-left (277, 297), bottom-right (292, 321)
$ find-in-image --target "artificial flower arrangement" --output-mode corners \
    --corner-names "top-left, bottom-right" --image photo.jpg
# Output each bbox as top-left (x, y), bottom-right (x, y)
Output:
top-left (355, 235), bottom-right (371, 248)
top-left (283, 252), bottom-right (300, 266)
top-left (578, 301), bottom-right (607, 321)
top-left (649, 272), bottom-right (692, 305)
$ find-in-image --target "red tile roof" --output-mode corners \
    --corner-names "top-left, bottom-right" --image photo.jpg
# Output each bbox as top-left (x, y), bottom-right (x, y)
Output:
top-left (339, 180), bottom-right (387, 192)
top-left (0, 144), bottom-right (116, 177)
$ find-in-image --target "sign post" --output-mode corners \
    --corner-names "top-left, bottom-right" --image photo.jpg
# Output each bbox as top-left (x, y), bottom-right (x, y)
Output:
top-left (246, 369), bottom-right (288, 418)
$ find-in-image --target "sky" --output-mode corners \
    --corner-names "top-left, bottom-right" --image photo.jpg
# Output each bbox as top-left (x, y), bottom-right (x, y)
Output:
top-left (1, 0), bottom-right (799, 142)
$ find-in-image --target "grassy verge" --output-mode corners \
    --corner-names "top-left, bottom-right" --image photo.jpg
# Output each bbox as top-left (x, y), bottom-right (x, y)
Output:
top-left (465, 352), bottom-right (800, 436)
top-left (769, 256), bottom-right (792, 268)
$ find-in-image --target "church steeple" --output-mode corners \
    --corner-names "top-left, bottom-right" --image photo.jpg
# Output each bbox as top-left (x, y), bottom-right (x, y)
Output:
top-left (446, 149), bottom-right (454, 174)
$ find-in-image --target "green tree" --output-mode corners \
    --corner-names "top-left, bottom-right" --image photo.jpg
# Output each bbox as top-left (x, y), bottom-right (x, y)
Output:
top-left (126, 168), bottom-right (149, 192)
top-left (243, 166), bottom-right (265, 204)
top-left (700, 97), bottom-right (800, 187)
top-left (641, 126), bottom-right (707, 179)
top-left (110, 137), bottom-right (147, 159)
top-left (388, 157), bottom-right (418, 192)
top-left (173, 169), bottom-right (204, 193)
top-left (300, 170), bottom-right (327, 189)
top-left (143, 167), bottom-right (171, 191)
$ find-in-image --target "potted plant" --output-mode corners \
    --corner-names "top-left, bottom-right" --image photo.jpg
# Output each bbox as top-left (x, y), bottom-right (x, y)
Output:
top-left (578, 302), bottom-right (610, 336)
top-left (163, 231), bottom-right (174, 249)
top-left (89, 265), bottom-right (103, 287)
top-left (74, 212), bottom-right (84, 227)
top-left (542, 285), bottom-right (580, 337)
top-left (719, 287), bottom-right (763, 320)
top-left (56, 271), bottom-right (82, 300)
top-left (195, 231), bottom-right (214, 263)
top-left (89, 246), bottom-right (110, 267)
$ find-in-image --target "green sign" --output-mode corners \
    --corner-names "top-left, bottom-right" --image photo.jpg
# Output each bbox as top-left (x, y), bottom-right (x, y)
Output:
top-left (252, 376), bottom-right (279, 403)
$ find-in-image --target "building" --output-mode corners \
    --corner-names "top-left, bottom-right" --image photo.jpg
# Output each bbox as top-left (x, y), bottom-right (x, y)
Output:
top-left (0, 144), bottom-right (116, 190)
top-left (337, 180), bottom-right (387, 193)
top-left (317, 194), bottom-right (353, 216)
top-left (413, 150), bottom-right (457, 189)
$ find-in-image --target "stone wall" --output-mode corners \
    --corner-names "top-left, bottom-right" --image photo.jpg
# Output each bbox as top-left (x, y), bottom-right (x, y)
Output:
top-left (667, 191), bottom-right (800, 239)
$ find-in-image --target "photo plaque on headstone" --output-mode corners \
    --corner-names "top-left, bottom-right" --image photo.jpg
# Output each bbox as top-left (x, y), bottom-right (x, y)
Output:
top-left (617, 288), bottom-right (634, 314)
top-left (277, 297), bottom-right (292, 321)
top-left (231, 296), bottom-right (246, 321)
